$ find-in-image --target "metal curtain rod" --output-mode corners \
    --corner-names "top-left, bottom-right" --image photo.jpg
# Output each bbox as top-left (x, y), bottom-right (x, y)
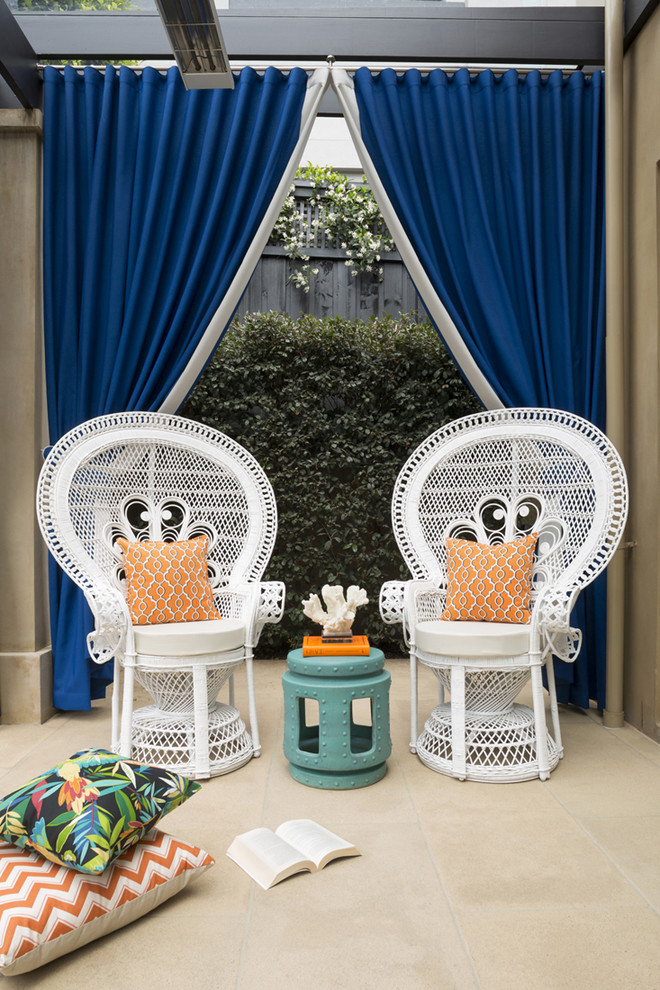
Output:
top-left (37, 61), bottom-right (601, 77)
top-left (233, 60), bottom-right (599, 75)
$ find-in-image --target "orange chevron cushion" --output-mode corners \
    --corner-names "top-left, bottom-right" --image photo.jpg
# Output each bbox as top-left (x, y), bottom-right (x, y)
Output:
top-left (441, 533), bottom-right (537, 624)
top-left (0, 829), bottom-right (214, 976)
top-left (117, 535), bottom-right (221, 625)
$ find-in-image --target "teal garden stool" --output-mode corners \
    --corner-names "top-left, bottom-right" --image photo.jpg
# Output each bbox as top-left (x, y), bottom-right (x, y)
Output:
top-left (282, 647), bottom-right (392, 788)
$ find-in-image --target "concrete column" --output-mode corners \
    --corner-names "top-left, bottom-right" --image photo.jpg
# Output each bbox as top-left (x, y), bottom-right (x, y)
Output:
top-left (603, 0), bottom-right (627, 729)
top-left (621, 4), bottom-right (660, 742)
top-left (0, 108), bottom-right (54, 724)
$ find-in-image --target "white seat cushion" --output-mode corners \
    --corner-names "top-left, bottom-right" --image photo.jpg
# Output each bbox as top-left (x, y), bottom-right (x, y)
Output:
top-left (132, 619), bottom-right (245, 657)
top-left (415, 620), bottom-right (530, 659)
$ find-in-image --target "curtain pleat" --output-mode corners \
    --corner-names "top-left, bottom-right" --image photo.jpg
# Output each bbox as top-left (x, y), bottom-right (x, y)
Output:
top-left (340, 67), bottom-right (607, 707)
top-left (43, 64), bottom-right (317, 710)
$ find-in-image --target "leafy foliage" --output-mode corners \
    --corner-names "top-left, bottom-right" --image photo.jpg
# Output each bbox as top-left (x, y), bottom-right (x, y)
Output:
top-left (182, 312), bottom-right (483, 657)
top-left (18, 0), bottom-right (133, 9)
top-left (268, 164), bottom-right (395, 292)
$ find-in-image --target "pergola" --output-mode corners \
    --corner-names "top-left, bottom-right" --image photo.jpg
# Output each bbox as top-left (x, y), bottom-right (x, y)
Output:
top-left (0, 1), bottom-right (658, 750)
top-left (0, 4), bottom-right (650, 112)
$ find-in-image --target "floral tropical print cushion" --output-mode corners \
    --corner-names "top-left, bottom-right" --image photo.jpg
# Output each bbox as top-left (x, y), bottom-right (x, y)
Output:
top-left (0, 749), bottom-right (200, 874)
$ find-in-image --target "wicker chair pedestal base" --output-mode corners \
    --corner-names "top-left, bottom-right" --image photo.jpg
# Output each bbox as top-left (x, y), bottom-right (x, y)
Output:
top-left (416, 702), bottom-right (561, 783)
top-left (130, 702), bottom-right (253, 780)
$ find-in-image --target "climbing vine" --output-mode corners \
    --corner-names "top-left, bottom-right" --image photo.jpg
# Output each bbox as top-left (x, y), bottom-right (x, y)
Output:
top-left (268, 164), bottom-right (396, 292)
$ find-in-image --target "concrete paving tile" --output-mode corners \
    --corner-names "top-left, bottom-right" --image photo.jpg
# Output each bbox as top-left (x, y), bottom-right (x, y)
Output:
top-left (458, 907), bottom-right (660, 990)
top-left (581, 815), bottom-right (660, 910)
top-left (7, 914), bottom-right (245, 989)
top-left (154, 821), bottom-right (254, 916)
top-left (545, 720), bottom-right (660, 818)
top-left (399, 740), bottom-right (553, 823)
top-left (261, 737), bottom-right (418, 827)
top-left (611, 723), bottom-right (660, 764)
top-left (171, 750), bottom-right (276, 831)
top-left (421, 807), bottom-right (644, 911)
top-left (0, 709), bottom-right (104, 776)
top-left (238, 822), bottom-right (478, 990)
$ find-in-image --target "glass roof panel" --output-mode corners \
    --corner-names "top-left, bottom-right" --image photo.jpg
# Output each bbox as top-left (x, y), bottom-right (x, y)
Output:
top-left (7, 0), bottom-right (460, 11)
top-left (7, 0), bottom-right (603, 13)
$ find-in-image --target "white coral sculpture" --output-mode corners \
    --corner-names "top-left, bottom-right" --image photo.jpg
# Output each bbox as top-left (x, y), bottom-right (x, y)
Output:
top-left (302, 584), bottom-right (369, 636)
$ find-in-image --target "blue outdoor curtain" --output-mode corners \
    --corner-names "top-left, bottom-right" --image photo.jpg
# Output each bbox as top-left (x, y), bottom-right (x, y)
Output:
top-left (351, 67), bottom-right (606, 708)
top-left (43, 64), bottom-right (310, 709)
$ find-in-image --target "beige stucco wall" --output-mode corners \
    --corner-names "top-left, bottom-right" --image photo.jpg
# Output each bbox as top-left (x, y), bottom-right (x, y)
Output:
top-left (622, 7), bottom-right (660, 739)
top-left (0, 110), bottom-right (54, 723)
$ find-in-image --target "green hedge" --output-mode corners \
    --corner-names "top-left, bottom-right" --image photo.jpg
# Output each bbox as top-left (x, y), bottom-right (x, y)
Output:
top-left (181, 312), bottom-right (482, 656)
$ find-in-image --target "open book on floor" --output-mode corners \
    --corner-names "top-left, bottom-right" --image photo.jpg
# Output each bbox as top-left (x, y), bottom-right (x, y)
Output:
top-left (226, 819), bottom-right (360, 890)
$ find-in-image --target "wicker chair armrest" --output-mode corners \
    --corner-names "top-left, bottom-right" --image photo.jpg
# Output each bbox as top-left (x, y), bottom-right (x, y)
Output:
top-left (379, 581), bottom-right (407, 626)
top-left (215, 581), bottom-right (285, 648)
top-left (380, 579), bottom-right (444, 649)
top-left (380, 580), bottom-right (445, 623)
top-left (85, 585), bottom-right (131, 665)
top-left (408, 582), bottom-right (447, 624)
top-left (257, 581), bottom-right (286, 625)
top-left (214, 584), bottom-right (258, 622)
top-left (533, 585), bottom-right (582, 663)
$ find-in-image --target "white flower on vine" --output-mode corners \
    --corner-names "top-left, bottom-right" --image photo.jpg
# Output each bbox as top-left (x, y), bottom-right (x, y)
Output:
top-left (276, 166), bottom-right (392, 292)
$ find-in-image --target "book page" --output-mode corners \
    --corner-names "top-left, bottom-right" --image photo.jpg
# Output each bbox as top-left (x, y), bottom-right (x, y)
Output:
top-left (275, 819), bottom-right (360, 870)
top-left (226, 828), bottom-right (314, 889)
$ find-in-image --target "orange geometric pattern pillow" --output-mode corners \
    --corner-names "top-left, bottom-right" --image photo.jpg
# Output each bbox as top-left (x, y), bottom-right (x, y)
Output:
top-left (117, 535), bottom-right (221, 625)
top-left (441, 532), bottom-right (537, 624)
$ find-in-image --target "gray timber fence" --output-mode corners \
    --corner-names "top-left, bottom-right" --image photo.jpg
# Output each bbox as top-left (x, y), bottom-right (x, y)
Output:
top-left (235, 178), bottom-right (428, 322)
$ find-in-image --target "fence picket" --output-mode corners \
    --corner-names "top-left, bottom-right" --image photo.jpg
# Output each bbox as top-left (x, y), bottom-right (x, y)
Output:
top-left (237, 178), bottom-right (427, 321)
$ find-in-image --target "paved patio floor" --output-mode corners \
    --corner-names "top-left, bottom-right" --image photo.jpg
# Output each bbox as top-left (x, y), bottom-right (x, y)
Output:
top-left (2, 658), bottom-right (660, 989)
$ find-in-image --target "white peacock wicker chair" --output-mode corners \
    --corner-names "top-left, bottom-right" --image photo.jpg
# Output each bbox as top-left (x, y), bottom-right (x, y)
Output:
top-left (380, 408), bottom-right (628, 782)
top-left (37, 412), bottom-right (285, 780)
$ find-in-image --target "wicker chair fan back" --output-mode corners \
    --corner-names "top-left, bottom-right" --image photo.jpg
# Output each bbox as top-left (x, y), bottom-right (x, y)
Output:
top-left (392, 408), bottom-right (627, 602)
top-left (37, 412), bottom-right (278, 602)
